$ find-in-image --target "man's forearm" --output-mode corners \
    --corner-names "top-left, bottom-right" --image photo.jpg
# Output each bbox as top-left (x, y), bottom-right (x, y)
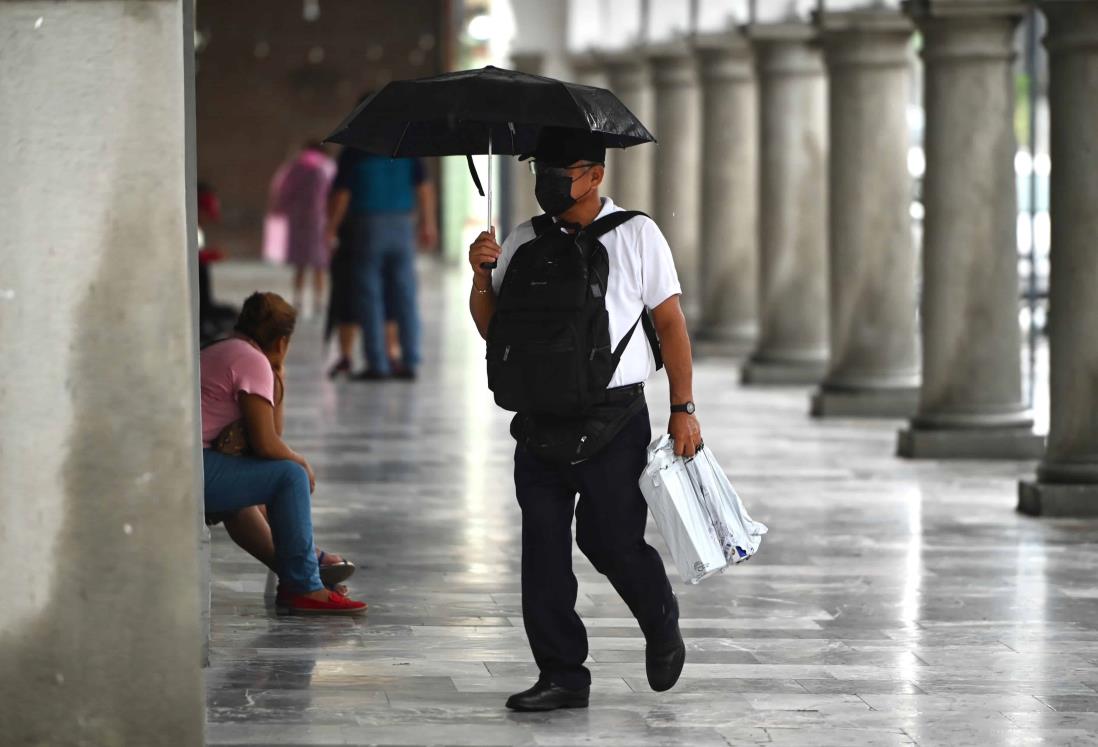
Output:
top-left (657, 314), bottom-right (694, 406)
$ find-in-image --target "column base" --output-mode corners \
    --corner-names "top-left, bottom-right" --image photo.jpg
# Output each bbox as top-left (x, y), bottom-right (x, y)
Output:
top-left (897, 426), bottom-right (1045, 460)
top-left (693, 326), bottom-right (757, 359)
top-left (741, 358), bottom-right (827, 386)
top-left (1018, 481), bottom-right (1098, 517)
top-left (694, 338), bottom-right (755, 360)
top-left (811, 386), bottom-right (919, 419)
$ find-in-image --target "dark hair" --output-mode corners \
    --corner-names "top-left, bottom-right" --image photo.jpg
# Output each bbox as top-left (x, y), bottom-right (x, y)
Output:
top-left (234, 292), bottom-right (297, 351)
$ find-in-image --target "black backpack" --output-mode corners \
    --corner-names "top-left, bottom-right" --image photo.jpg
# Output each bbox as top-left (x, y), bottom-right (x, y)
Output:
top-left (487, 210), bottom-right (662, 417)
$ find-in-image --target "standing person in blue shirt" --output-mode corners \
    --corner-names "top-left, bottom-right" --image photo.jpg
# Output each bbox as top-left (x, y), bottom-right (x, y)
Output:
top-left (326, 141), bottom-right (437, 380)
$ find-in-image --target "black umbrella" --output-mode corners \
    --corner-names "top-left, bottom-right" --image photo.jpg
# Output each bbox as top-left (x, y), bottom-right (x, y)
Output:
top-left (326, 65), bottom-right (655, 232)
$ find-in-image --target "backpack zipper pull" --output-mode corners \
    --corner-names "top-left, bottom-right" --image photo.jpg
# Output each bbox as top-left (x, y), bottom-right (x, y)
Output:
top-left (576, 435), bottom-right (588, 455)
top-left (503, 345), bottom-right (511, 362)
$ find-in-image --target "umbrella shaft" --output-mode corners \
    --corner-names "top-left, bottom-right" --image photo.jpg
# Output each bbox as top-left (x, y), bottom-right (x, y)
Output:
top-left (486, 133), bottom-right (492, 232)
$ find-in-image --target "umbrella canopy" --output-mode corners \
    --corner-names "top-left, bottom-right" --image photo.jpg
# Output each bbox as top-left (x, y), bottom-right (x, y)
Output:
top-left (325, 65), bottom-right (655, 158)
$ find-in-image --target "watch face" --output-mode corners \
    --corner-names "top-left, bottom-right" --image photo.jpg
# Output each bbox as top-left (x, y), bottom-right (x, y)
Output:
top-left (686, 402), bottom-right (695, 415)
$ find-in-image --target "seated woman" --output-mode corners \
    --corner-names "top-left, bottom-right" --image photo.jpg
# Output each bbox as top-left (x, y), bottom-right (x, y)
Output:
top-left (201, 291), bottom-right (366, 615)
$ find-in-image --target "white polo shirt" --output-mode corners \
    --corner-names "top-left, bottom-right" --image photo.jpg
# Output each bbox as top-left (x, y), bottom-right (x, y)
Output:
top-left (492, 197), bottom-right (682, 388)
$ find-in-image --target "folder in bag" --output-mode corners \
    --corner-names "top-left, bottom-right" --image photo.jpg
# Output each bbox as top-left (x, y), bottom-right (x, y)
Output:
top-left (639, 434), bottom-right (768, 584)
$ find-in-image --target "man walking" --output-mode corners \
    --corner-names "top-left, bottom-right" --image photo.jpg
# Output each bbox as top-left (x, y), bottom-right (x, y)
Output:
top-left (467, 127), bottom-right (702, 711)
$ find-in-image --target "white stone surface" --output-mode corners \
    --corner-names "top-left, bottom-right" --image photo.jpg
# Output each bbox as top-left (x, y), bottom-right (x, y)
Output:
top-left (0, 1), bottom-right (204, 743)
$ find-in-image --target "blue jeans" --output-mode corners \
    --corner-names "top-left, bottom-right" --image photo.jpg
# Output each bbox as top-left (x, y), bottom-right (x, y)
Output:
top-left (203, 450), bottom-right (322, 594)
top-left (352, 213), bottom-right (420, 374)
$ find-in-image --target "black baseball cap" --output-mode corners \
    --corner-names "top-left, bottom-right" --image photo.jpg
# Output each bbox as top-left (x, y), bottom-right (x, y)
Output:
top-left (520, 126), bottom-right (606, 167)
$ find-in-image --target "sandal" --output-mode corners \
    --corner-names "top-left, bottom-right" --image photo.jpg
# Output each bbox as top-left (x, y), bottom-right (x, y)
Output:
top-left (327, 357), bottom-right (352, 380)
top-left (318, 550), bottom-right (356, 589)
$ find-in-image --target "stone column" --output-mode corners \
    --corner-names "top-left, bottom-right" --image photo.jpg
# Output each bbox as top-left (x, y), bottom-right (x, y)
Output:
top-left (648, 42), bottom-right (703, 320)
top-left (741, 24), bottom-right (830, 385)
top-left (182, 0), bottom-right (211, 666)
top-left (811, 10), bottom-right (921, 417)
top-left (694, 31), bottom-right (759, 351)
top-left (0, 1), bottom-right (205, 744)
top-left (1019, 0), bottom-right (1098, 514)
top-left (897, 0), bottom-right (1044, 458)
top-left (605, 51), bottom-right (655, 215)
top-left (508, 52), bottom-right (544, 229)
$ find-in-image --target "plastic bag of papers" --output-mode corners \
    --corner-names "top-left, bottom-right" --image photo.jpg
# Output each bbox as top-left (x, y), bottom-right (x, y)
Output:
top-left (639, 434), bottom-right (768, 584)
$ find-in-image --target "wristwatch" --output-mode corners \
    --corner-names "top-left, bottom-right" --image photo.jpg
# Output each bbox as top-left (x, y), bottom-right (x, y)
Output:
top-left (670, 401), bottom-right (695, 415)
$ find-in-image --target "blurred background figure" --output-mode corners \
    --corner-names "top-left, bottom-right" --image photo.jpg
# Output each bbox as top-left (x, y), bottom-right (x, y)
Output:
top-left (196, 181), bottom-right (239, 344)
top-left (264, 141), bottom-right (336, 317)
top-left (325, 139), bottom-right (438, 381)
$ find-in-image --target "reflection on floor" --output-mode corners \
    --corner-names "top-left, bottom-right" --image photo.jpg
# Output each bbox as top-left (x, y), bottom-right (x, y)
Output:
top-left (206, 262), bottom-right (1097, 747)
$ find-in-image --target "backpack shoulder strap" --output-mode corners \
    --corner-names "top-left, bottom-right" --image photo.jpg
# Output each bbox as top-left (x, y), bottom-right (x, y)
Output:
top-left (610, 308), bottom-right (663, 373)
top-left (530, 213), bottom-right (555, 236)
top-left (641, 308), bottom-right (663, 371)
top-left (584, 210), bottom-right (664, 373)
top-left (582, 210), bottom-right (647, 241)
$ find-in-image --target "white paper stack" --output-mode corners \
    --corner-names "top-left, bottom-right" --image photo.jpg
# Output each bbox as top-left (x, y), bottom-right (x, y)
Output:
top-left (639, 434), bottom-right (768, 584)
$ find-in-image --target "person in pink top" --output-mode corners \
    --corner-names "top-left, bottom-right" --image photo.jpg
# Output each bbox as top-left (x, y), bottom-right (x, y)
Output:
top-left (201, 292), bottom-right (365, 615)
top-left (265, 142), bottom-right (336, 315)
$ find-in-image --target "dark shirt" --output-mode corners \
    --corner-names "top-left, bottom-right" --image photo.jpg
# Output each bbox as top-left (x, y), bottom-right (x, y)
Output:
top-left (333, 148), bottom-right (426, 215)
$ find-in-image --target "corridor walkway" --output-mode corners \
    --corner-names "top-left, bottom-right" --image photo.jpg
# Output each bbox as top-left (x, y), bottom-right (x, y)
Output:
top-left (205, 262), bottom-right (1098, 747)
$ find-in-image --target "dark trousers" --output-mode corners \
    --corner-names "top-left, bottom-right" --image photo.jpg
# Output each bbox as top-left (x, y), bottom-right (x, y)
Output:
top-left (514, 402), bottom-right (678, 690)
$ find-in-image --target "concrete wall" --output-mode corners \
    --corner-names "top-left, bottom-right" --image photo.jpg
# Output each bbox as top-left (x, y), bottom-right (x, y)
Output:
top-left (0, 1), bottom-right (205, 744)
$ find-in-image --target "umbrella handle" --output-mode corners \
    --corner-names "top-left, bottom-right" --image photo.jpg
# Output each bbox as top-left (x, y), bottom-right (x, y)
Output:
top-left (481, 130), bottom-right (497, 270)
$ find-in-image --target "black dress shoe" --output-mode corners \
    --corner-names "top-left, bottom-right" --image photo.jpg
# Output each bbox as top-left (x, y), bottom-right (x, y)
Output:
top-left (505, 679), bottom-right (589, 712)
top-left (646, 597), bottom-right (686, 692)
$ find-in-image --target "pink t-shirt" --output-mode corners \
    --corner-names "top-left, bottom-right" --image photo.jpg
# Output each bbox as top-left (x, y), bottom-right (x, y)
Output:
top-left (200, 338), bottom-right (275, 447)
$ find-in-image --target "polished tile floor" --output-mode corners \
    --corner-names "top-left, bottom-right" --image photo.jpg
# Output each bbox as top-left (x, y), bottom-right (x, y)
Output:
top-left (205, 262), bottom-right (1098, 746)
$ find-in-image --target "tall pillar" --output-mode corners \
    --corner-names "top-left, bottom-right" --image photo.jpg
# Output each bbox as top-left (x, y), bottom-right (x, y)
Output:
top-left (811, 9), bottom-right (920, 417)
top-left (605, 52), bottom-right (655, 215)
top-left (648, 42), bottom-right (703, 320)
top-left (182, 0), bottom-right (211, 666)
top-left (507, 52), bottom-right (544, 230)
top-left (0, 1), bottom-right (205, 744)
top-left (897, 0), bottom-right (1044, 458)
top-left (741, 24), bottom-right (829, 385)
top-left (694, 31), bottom-right (759, 351)
top-left (1019, 0), bottom-right (1098, 514)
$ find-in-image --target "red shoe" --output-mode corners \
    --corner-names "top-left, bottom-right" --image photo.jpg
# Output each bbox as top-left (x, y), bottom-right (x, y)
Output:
top-left (279, 590), bottom-right (367, 616)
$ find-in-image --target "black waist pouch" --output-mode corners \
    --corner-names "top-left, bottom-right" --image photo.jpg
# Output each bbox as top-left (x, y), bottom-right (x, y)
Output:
top-left (511, 393), bottom-right (646, 465)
